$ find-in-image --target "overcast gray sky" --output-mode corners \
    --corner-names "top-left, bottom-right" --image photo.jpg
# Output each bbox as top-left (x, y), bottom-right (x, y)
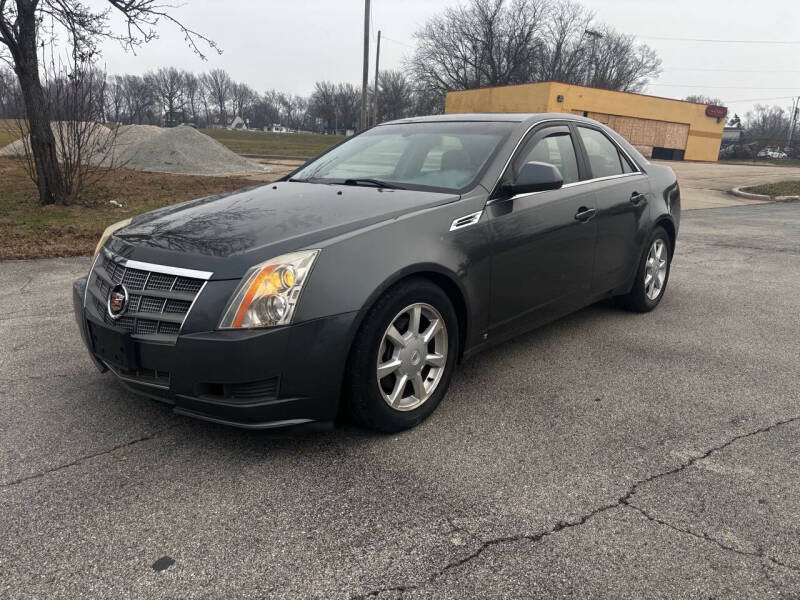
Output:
top-left (97, 0), bottom-right (799, 118)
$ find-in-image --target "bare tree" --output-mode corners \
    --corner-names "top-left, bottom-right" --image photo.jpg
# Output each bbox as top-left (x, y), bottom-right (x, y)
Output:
top-left (148, 66), bottom-right (184, 125)
top-left (410, 0), bottom-right (547, 99)
top-left (15, 59), bottom-right (122, 203)
top-left (0, 0), bottom-right (218, 205)
top-left (744, 104), bottom-right (791, 151)
top-left (589, 28), bottom-right (661, 92)
top-left (0, 65), bottom-right (23, 117)
top-left (119, 74), bottom-right (153, 124)
top-left (182, 70), bottom-right (201, 124)
top-left (309, 81), bottom-right (337, 133)
top-left (409, 0), bottom-right (662, 108)
top-left (253, 90), bottom-right (281, 130)
top-left (377, 70), bottom-right (415, 123)
top-left (278, 93), bottom-right (308, 131)
top-left (538, 0), bottom-right (592, 84)
top-left (685, 94), bottom-right (724, 106)
top-left (105, 74), bottom-right (125, 123)
top-left (231, 81), bottom-right (257, 121)
top-left (334, 83), bottom-right (361, 132)
top-left (203, 68), bottom-right (232, 126)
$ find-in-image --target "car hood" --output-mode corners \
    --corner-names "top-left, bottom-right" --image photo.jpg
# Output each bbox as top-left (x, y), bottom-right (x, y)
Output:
top-left (113, 182), bottom-right (458, 273)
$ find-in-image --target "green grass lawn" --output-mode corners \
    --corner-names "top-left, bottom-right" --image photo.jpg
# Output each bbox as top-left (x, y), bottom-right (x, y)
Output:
top-left (0, 157), bottom-right (256, 259)
top-left (201, 128), bottom-right (343, 158)
top-left (723, 158), bottom-right (800, 168)
top-left (0, 119), bottom-right (23, 147)
top-left (743, 180), bottom-right (800, 197)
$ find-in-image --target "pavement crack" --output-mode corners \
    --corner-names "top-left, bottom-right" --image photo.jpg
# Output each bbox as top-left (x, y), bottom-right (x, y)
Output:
top-left (0, 423), bottom-right (180, 489)
top-left (621, 502), bottom-right (800, 574)
top-left (350, 414), bottom-right (800, 599)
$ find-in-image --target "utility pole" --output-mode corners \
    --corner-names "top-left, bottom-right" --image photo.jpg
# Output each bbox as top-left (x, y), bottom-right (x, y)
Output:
top-left (360, 0), bottom-right (371, 131)
top-left (373, 30), bottom-right (381, 127)
top-left (584, 29), bottom-right (603, 87)
top-left (787, 96), bottom-right (799, 149)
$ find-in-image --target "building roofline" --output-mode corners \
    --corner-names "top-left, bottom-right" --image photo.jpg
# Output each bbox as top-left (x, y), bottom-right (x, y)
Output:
top-left (447, 80), bottom-right (725, 109)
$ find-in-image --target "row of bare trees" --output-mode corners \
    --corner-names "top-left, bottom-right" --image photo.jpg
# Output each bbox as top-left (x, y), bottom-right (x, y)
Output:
top-left (0, 64), bottom-right (425, 133)
top-left (409, 0), bottom-right (663, 109)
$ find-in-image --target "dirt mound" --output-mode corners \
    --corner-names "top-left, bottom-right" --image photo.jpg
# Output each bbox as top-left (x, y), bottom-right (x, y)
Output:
top-left (0, 123), bottom-right (267, 176)
top-left (114, 126), bottom-right (266, 176)
top-left (0, 121), bottom-right (114, 160)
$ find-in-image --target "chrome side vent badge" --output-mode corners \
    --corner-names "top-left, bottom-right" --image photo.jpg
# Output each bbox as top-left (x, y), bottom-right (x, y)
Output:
top-left (450, 210), bottom-right (483, 232)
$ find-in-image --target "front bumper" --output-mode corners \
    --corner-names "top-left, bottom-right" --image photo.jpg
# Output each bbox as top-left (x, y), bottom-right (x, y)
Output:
top-left (73, 276), bottom-right (358, 429)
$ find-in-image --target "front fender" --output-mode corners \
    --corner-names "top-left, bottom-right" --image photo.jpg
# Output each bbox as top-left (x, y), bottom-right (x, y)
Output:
top-left (293, 195), bottom-right (492, 352)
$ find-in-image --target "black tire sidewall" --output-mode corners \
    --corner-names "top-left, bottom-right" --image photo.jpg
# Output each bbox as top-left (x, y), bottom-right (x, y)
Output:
top-left (634, 226), bottom-right (672, 311)
top-left (346, 279), bottom-right (459, 432)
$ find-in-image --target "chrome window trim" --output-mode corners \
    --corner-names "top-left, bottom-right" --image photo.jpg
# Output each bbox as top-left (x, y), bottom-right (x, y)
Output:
top-left (499, 172), bottom-right (646, 203)
top-left (487, 117), bottom-right (645, 206)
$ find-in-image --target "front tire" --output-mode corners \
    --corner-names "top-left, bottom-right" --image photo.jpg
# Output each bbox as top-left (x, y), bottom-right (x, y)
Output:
top-left (346, 278), bottom-right (459, 433)
top-left (617, 226), bottom-right (672, 313)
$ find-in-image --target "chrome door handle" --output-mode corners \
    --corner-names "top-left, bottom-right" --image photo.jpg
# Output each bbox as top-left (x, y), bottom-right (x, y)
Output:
top-left (630, 192), bottom-right (646, 205)
top-left (574, 207), bottom-right (597, 222)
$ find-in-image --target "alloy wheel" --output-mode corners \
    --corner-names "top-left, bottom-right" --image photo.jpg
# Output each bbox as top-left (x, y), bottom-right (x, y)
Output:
top-left (376, 302), bottom-right (448, 412)
top-left (644, 239), bottom-right (668, 301)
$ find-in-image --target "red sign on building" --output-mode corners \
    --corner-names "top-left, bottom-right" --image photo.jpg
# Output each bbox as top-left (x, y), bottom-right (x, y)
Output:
top-left (706, 105), bottom-right (728, 119)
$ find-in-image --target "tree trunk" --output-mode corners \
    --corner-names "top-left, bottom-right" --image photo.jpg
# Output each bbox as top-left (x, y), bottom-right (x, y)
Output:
top-left (14, 2), bottom-right (64, 205)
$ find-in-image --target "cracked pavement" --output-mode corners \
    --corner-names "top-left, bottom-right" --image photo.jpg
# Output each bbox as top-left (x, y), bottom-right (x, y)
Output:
top-left (1, 203), bottom-right (799, 598)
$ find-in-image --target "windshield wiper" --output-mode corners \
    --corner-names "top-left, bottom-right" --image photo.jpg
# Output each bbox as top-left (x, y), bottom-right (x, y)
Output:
top-left (343, 178), bottom-right (406, 190)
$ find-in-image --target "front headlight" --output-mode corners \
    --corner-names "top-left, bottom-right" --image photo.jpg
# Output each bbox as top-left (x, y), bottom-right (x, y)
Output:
top-left (94, 218), bottom-right (131, 258)
top-left (218, 250), bottom-right (320, 329)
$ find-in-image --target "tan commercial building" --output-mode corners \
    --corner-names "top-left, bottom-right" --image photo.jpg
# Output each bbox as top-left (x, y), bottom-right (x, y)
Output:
top-left (445, 81), bottom-right (727, 162)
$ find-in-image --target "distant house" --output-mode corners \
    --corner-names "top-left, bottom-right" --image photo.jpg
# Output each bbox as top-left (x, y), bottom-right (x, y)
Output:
top-left (722, 126), bottom-right (744, 147)
top-left (265, 124), bottom-right (291, 133)
top-left (228, 116), bottom-right (248, 131)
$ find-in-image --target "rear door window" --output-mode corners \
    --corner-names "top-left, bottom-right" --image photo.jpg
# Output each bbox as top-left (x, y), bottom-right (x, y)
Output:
top-left (577, 127), bottom-right (626, 179)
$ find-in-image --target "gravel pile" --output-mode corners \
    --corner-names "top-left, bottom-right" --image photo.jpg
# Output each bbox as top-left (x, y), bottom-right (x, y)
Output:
top-left (114, 126), bottom-right (266, 175)
top-left (1, 123), bottom-right (267, 176)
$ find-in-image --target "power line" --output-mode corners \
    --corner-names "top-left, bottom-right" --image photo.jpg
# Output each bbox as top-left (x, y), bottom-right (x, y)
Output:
top-left (723, 96), bottom-right (796, 103)
top-left (638, 35), bottom-right (800, 45)
top-left (649, 84), bottom-right (799, 90)
top-left (381, 35), bottom-right (415, 49)
top-left (665, 67), bottom-right (800, 74)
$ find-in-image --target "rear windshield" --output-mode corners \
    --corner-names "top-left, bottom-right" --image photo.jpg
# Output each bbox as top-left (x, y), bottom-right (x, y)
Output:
top-left (290, 121), bottom-right (515, 193)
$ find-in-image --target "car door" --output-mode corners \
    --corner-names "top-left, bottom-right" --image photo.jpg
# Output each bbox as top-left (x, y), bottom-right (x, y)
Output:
top-left (574, 126), bottom-right (651, 293)
top-left (487, 124), bottom-right (598, 334)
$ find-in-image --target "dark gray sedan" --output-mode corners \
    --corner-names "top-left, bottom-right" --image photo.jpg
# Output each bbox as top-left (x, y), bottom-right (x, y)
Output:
top-left (73, 113), bottom-right (680, 432)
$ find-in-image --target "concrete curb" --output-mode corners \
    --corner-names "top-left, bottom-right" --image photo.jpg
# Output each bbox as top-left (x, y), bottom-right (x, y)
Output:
top-left (731, 187), bottom-right (800, 203)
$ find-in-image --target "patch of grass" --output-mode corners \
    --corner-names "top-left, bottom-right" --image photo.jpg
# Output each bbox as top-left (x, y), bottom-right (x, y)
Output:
top-left (722, 158), bottom-right (800, 168)
top-left (742, 180), bottom-right (800, 198)
top-left (201, 128), bottom-right (343, 158)
top-left (0, 118), bottom-right (23, 147)
top-left (0, 157), bottom-right (257, 260)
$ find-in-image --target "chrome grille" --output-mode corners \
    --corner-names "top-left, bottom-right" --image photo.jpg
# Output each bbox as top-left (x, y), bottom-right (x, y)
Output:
top-left (88, 252), bottom-right (210, 343)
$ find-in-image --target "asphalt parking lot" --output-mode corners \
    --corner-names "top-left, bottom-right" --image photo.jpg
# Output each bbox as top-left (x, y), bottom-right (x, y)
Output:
top-left (1, 202), bottom-right (799, 599)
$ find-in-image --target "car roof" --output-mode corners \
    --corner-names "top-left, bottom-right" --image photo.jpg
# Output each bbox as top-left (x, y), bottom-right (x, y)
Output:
top-left (379, 112), bottom-right (602, 127)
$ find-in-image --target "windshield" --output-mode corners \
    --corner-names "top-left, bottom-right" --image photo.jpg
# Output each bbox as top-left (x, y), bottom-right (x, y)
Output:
top-left (290, 121), bottom-right (515, 193)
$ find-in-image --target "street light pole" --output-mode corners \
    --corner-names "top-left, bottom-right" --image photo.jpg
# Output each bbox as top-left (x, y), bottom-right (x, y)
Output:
top-left (584, 29), bottom-right (603, 87)
top-left (360, 0), bottom-right (371, 131)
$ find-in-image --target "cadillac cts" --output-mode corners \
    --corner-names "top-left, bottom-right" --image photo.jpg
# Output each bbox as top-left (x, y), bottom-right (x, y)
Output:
top-left (73, 114), bottom-right (680, 432)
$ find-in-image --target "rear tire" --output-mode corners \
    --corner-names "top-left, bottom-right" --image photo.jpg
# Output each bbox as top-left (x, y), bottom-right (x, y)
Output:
top-left (346, 278), bottom-right (459, 433)
top-left (616, 226), bottom-right (672, 313)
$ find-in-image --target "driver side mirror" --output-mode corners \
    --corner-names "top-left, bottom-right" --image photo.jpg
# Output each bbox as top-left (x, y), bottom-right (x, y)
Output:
top-left (504, 161), bottom-right (564, 196)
